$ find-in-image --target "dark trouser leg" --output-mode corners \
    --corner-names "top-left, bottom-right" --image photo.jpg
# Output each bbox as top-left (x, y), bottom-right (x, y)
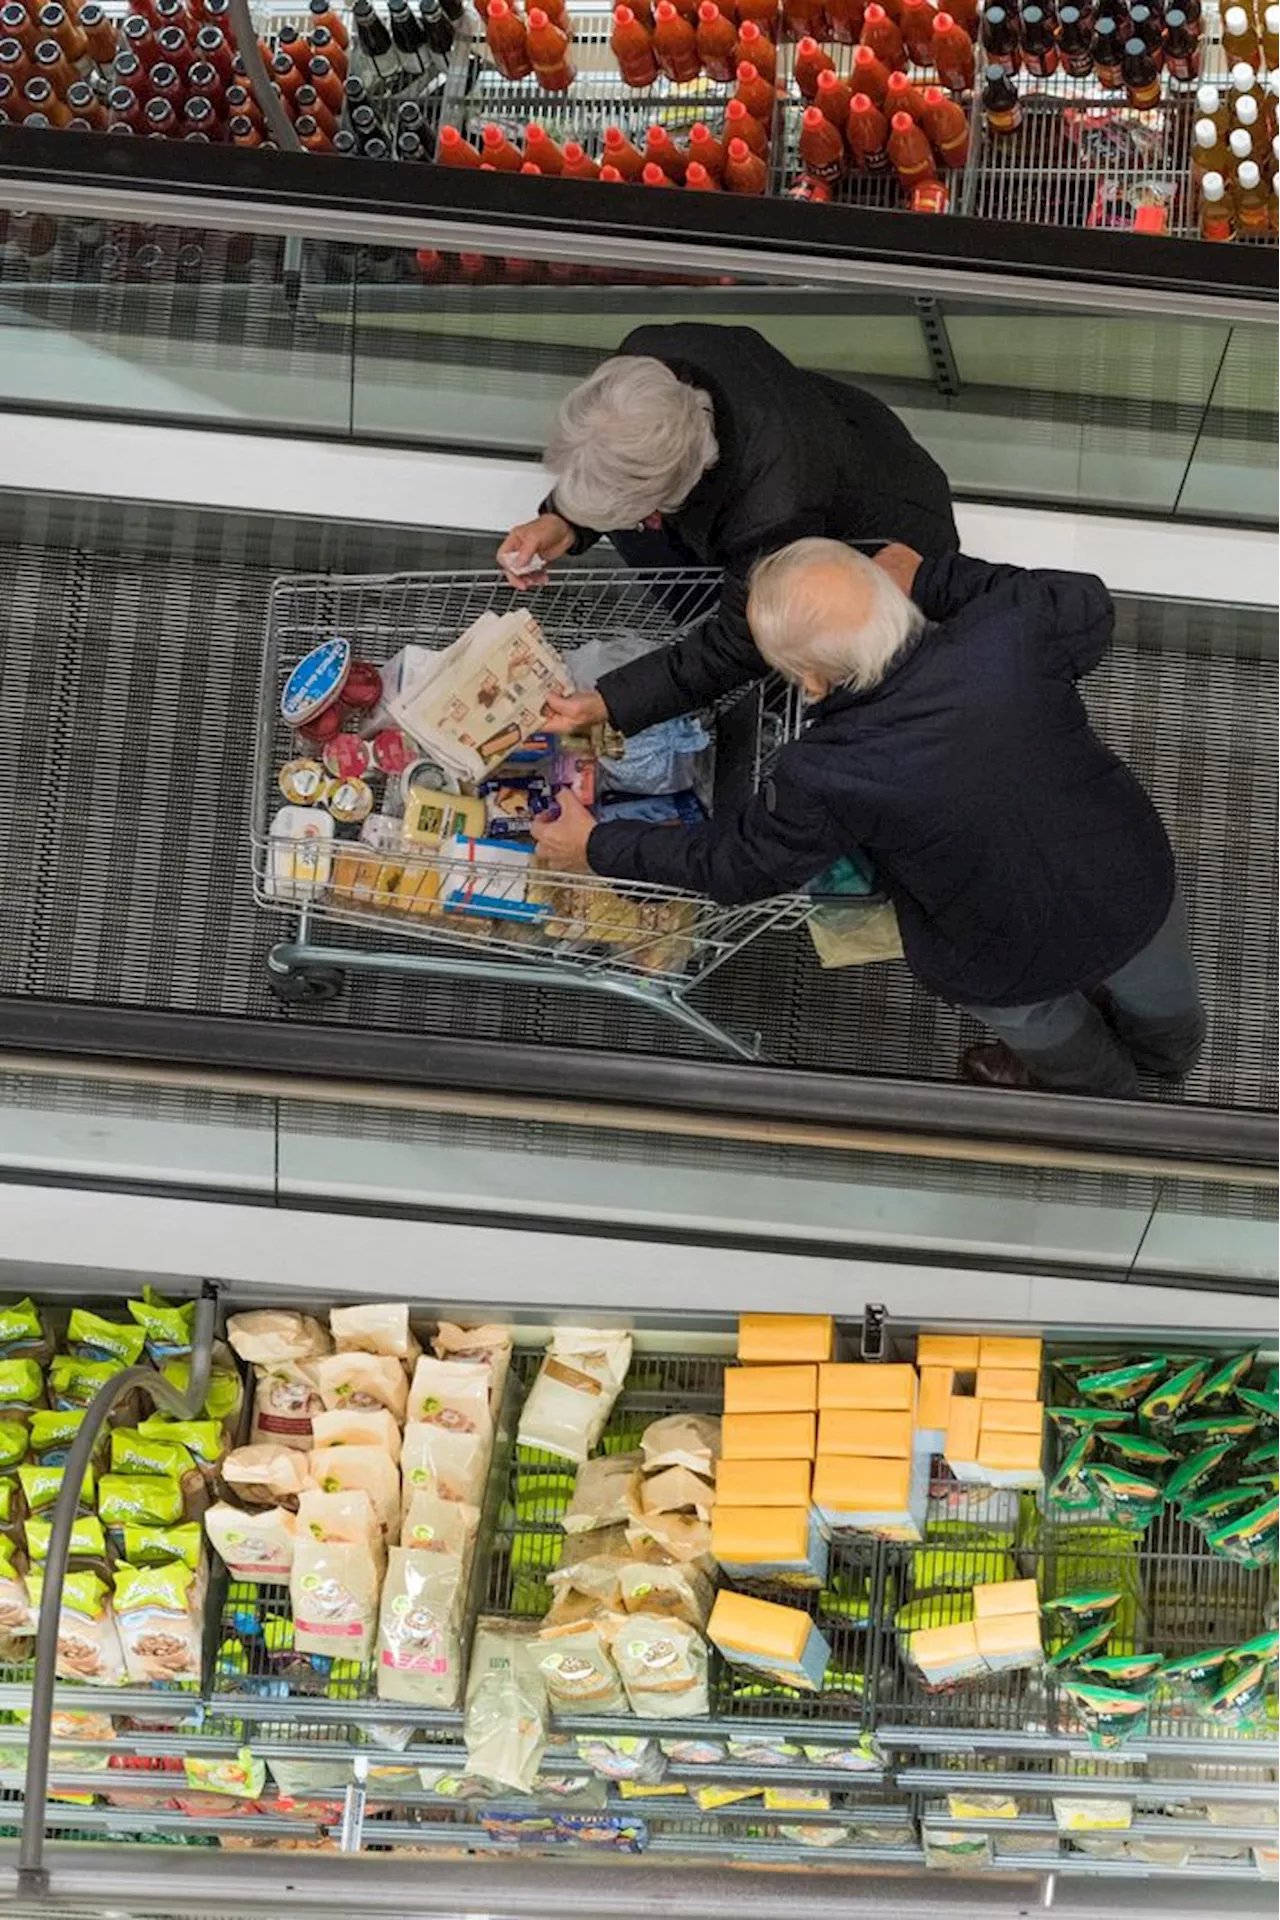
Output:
top-left (963, 992), bottom-right (1141, 1098)
top-left (1101, 892), bottom-right (1207, 1079)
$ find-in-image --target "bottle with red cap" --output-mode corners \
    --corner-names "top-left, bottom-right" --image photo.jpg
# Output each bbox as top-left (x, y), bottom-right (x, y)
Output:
top-left (887, 106), bottom-right (935, 183)
top-left (688, 118), bottom-right (725, 173)
top-left (734, 55), bottom-right (774, 115)
top-left (480, 120), bottom-right (523, 168)
top-left (696, 0), bottom-right (736, 74)
top-left (733, 15), bottom-right (775, 74)
top-left (793, 33), bottom-right (834, 94)
top-left (825, 0), bottom-right (866, 38)
top-left (723, 131), bottom-right (767, 188)
top-left (860, 2), bottom-right (906, 66)
top-left (525, 121), bottom-right (566, 170)
top-left (724, 92), bottom-right (769, 150)
top-left (851, 40), bottom-right (891, 102)
top-left (640, 158), bottom-right (672, 183)
top-left (603, 122), bottom-right (646, 176)
top-left (919, 82), bottom-right (969, 161)
top-left (900, 0), bottom-right (936, 59)
top-left (930, 9), bottom-right (974, 87)
top-left (438, 122), bottom-right (481, 165)
top-left (885, 67), bottom-right (927, 117)
top-left (599, 161), bottom-right (626, 178)
top-left (846, 87), bottom-right (890, 167)
top-left (562, 137), bottom-right (601, 176)
top-left (815, 63), bottom-right (853, 127)
top-left (653, 0), bottom-right (699, 74)
top-left (800, 101), bottom-right (846, 176)
top-left (485, 0), bottom-right (531, 77)
top-left (526, 6), bottom-right (574, 86)
top-left (686, 157), bottom-right (721, 186)
top-left (645, 120), bottom-right (688, 176)
top-left (611, 4), bottom-right (658, 83)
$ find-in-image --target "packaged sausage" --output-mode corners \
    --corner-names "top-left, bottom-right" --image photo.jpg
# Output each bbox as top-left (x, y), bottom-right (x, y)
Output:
top-left (114, 1561), bottom-right (204, 1686)
top-left (406, 1357), bottom-right (493, 1436)
top-left (311, 1352), bottom-right (408, 1423)
top-left (375, 1546), bottom-right (464, 1708)
top-left (330, 1303), bottom-right (420, 1364)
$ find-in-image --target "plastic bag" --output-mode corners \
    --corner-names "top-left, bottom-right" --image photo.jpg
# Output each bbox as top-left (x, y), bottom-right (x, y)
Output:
top-left (517, 1328), bottom-right (632, 1465)
top-left (465, 1617), bottom-right (548, 1793)
top-left (569, 632), bottom-right (711, 796)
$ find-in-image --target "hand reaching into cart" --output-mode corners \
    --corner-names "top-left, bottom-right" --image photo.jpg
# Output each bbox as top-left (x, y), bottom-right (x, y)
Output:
top-left (530, 789), bottom-right (596, 871)
top-left (497, 512), bottom-right (577, 590)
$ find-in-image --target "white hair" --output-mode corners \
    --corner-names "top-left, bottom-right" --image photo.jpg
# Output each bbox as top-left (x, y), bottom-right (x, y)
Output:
top-left (546, 356), bottom-right (718, 531)
top-left (748, 539), bottom-right (925, 695)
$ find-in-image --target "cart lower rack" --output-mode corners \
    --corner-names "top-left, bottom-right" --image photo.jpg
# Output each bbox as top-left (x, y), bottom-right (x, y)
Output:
top-left (251, 568), bottom-right (812, 1060)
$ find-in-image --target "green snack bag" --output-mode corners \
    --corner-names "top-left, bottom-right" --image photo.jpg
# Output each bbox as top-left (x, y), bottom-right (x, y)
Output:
top-left (1173, 1414), bottom-right (1258, 1446)
top-left (1206, 1660), bottom-right (1269, 1723)
top-left (1137, 1359), bottom-right (1207, 1427)
top-left (1074, 1651), bottom-right (1163, 1688)
top-left (1166, 1443), bottom-right (1234, 1506)
top-left (1191, 1351), bottom-right (1257, 1412)
top-left (110, 1429), bottom-right (196, 1480)
top-left (158, 1356), bottom-right (242, 1429)
top-left (138, 1414), bottom-right (226, 1466)
top-left (0, 1299), bottom-right (49, 1361)
top-left (913, 1544), bottom-right (1015, 1591)
top-left (1046, 1407), bottom-right (1129, 1442)
top-left (25, 1513), bottom-right (107, 1565)
top-left (1179, 1484), bottom-right (1260, 1529)
top-left (127, 1288), bottom-right (196, 1364)
top-left (1042, 1588), bottom-right (1123, 1632)
top-left (114, 1561), bottom-right (201, 1685)
top-left (1096, 1430), bottom-right (1176, 1469)
top-left (1158, 1648), bottom-right (1231, 1693)
top-left (48, 1357), bottom-right (117, 1411)
top-left (28, 1409), bottom-right (93, 1468)
top-left (1243, 1438), bottom-right (1279, 1472)
top-left (0, 1358), bottom-right (45, 1415)
top-left (1076, 1358), bottom-right (1168, 1409)
top-left (1236, 1388), bottom-right (1279, 1429)
top-left (1049, 1436), bottom-right (1097, 1509)
top-left (1047, 1620), bottom-right (1116, 1667)
top-left (65, 1309), bottom-right (147, 1369)
top-left (1086, 1464), bottom-right (1164, 1529)
top-left (120, 1522), bottom-right (203, 1571)
top-left (97, 1472), bottom-right (184, 1528)
top-left (0, 1420), bottom-right (27, 1472)
top-left (0, 1480), bottom-right (13, 1525)
top-left (1207, 1496), bottom-right (1278, 1567)
top-left (18, 1462), bottom-right (95, 1516)
top-left (1052, 1354), bottom-right (1128, 1379)
top-left (1058, 1678), bottom-right (1150, 1750)
top-left (1228, 1630), bottom-right (1280, 1667)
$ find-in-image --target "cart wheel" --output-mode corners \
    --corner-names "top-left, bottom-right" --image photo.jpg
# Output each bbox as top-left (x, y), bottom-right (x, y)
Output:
top-left (267, 965), bottom-right (345, 1007)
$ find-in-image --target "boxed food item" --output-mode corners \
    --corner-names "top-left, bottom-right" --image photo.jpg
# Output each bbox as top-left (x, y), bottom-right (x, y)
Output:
top-left (722, 1366), bottom-right (817, 1415)
top-left (707, 1590), bottom-right (830, 1693)
top-left (916, 1333), bottom-right (979, 1371)
top-left (720, 1412), bottom-right (815, 1461)
top-left (974, 1612), bottom-right (1042, 1674)
top-left (713, 1458), bottom-right (811, 1508)
top-left (978, 1337), bottom-right (1042, 1372)
top-left (909, 1619), bottom-right (985, 1687)
top-left (710, 1507), bottom-right (831, 1587)
top-left (817, 1409), bottom-right (914, 1458)
top-left (812, 1451), bottom-right (928, 1540)
top-left (976, 1368), bottom-right (1040, 1403)
top-left (818, 1364), bottom-right (917, 1413)
top-left (737, 1314), bottom-right (834, 1364)
top-left (917, 1367), bottom-right (953, 1444)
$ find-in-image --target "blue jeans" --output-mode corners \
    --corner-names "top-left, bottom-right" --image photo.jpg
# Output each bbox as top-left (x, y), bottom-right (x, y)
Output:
top-left (963, 894), bottom-right (1206, 1098)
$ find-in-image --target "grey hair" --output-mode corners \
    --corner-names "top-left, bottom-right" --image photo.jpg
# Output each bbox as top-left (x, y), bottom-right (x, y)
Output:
top-left (546, 356), bottom-right (718, 531)
top-left (748, 539), bottom-right (925, 695)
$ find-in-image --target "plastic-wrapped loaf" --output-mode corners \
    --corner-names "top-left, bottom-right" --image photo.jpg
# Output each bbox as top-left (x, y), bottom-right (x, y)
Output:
top-left (517, 1328), bottom-right (632, 1465)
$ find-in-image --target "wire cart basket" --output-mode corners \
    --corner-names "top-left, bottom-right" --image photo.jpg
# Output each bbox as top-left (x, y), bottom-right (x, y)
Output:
top-left (251, 568), bottom-right (812, 1059)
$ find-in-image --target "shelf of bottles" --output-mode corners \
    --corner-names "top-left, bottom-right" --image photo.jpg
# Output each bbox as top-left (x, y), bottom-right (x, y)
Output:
top-left (0, 0), bottom-right (1274, 238)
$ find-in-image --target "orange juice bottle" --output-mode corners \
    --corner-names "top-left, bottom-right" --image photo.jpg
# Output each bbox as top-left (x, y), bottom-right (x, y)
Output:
top-left (1198, 169), bottom-right (1233, 237)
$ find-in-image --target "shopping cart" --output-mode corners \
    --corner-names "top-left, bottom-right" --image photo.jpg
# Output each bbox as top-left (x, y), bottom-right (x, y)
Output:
top-left (250, 568), bottom-right (813, 1060)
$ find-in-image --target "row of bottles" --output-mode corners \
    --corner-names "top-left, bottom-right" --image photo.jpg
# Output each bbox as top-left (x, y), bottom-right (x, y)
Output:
top-left (794, 69), bottom-right (969, 184)
top-left (979, 0), bottom-right (1205, 89)
top-left (436, 98), bottom-right (773, 187)
top-left (1199, 161), bottom-right (1277, 235)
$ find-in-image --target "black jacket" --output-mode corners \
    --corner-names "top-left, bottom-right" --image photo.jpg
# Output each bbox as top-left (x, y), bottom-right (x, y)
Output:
top-left (554, 323), bottom-right (958, 737)
top-left (587, 554), bottom-right (1178, 1009)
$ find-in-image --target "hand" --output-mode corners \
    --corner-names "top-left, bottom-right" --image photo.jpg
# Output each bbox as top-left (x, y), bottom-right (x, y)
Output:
top-left (873, 543), bottom-right (923, 599)
top-left (531, 790), bottom-right (596, 872)
top-left (496, 512), bottom-right (576, 589)
top-left (542, 688), bottom-right (608, 736)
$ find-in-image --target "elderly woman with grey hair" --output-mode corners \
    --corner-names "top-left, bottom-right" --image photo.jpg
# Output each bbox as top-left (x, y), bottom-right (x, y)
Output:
top-left (533, 539), bottom-right (1202, 1100)
top-left (498, 322), bottom-right (957, 741)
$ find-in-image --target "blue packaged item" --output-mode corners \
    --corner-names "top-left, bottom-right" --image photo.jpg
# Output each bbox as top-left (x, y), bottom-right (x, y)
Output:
top-left (599, 714), bottom-right (710, 796)
top-left (598, 790), bottom-right (706, 827)
top-left (440, 836), bottom-right (546, 923)
top-left (479, 774), bottom-right (555, 838)
top-left (280, 637), bottom-right (351, 728)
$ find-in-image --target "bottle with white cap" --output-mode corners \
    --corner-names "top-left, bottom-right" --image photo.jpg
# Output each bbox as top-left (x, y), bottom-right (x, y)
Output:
top-left (1222, 3), bottom-right (1260, 61)
top-left (1198, 169), bottom-right (1233, 240)
top-left (1233, 156), bottom-right (1270, 229)
top-left (1228, 125), bottom-right (1255, 170)
top-left (1233, 92), bottom-right (1265, 158)
top-left (1228, 59), bottom-right (1260, 108)
top-left (1263, 4), bottom-right (1278, 68)
top-left (1195, 81), bottom-right (1230, 135)
top-left (1192, 115), bottom-right (1231, 173)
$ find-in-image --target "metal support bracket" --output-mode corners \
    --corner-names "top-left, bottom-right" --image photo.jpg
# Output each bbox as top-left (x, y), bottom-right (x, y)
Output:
top-left (861, 1304), bottom-right (888, 1362)
top-left (913, 297), bottom-right (962, 398)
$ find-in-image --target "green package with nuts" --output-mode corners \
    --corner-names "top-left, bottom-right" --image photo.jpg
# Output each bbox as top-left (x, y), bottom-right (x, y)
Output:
top-left (66, 1309), bottom-right (147, 1369)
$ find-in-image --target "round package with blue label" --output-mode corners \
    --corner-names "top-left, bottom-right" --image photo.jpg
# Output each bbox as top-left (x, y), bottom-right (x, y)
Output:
top-left (281, 637), bottom-right (352, 729)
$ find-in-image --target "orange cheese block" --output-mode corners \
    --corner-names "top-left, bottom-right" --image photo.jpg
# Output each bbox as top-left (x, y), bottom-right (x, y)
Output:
top-left (722, 1364), bottom-right (817, 1415)
top-left (737, 1314), bottom-right (834, 1364)
top-left (917, 1367), bottom-right (953, 1432)
top-left (721, 1412), bottom-right (815, 1460)
top-left (708, 1589), bottom-right (830, 1691)
top-left (977, 1430), bottom-right (1042, 1473)
top-left (817, 1363), bottom-right (917, 1412)
top-left (944, 1396), bottom-right (981, 1469)
top-left (980, 1399), bottom-right (1043, 1436)
top-left (975, 1367), bottom-right (1040, 1402)
top-left (972, 1577), bottom-right (1040, 1620)
top-left (714, 1458), bottom-right (811, 1507)
top-left (916, 1333), bottom-right (980, 1370)
top-left (978, 1335), bottom-right (1042, 1371)
top-left (817, 1408), bottom-right (914, 1458)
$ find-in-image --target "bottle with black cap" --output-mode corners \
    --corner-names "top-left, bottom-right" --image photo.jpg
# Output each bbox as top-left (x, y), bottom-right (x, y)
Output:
top-left (1019, 4), bottom-right (1057, 71)
top-left (1057, 5), bottom-right (1093, 70)
top-left (980, 4), bottom-right (1021, 68)
top-left (353, 0), bottom-right (392, 67)
top-left (397, 125), bottom-right (427, 157)
top-left (1163, 7), bottom-right (1199, 77)
top-left (981, 61), bottom-right (1022, 130)
top-left (418, 0), bottom-right (453, 55)
top-left (388, 0), bottom-right (427, 66)
top-left (1127, 4), bottom-right (1162, 57)
top-left (1121, 31), bottom-right (1160, 101)
top-left (1092, 13), bottom-right (1124, 82)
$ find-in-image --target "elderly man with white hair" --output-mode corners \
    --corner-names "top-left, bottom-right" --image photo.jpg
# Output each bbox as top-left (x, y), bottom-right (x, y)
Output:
top-left (497, 323), bottom-right (957, 741)
top-left (532, 540), bottom-right (1205, 1100)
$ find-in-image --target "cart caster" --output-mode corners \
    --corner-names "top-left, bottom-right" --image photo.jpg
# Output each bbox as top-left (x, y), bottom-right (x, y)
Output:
top-left (267, 964), bottom-right (345, 1006)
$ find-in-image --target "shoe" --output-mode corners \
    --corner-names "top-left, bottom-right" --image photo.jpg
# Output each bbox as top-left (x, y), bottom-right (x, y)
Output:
top-left (960, 1041), bottom-right (1038, 1089)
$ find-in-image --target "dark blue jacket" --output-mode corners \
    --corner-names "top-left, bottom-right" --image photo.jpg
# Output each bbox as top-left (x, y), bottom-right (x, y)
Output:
top-left (587, 554), bottom-right (1177, 1008)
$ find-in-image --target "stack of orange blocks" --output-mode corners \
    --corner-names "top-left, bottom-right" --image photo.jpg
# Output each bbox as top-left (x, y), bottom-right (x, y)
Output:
top-left (919, 1333), bottom-right (1046, 1490)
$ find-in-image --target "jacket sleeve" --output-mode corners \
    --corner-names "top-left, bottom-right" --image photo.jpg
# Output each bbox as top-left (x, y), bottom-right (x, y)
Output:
top-left (912, 553), bottom-right (1114, 679)
top-left (586, 755), bottom-right (853, 907)
top-left (538, 490), bottom-right (600, 558)
top-left (595, 569), bottom-right (769, 736)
